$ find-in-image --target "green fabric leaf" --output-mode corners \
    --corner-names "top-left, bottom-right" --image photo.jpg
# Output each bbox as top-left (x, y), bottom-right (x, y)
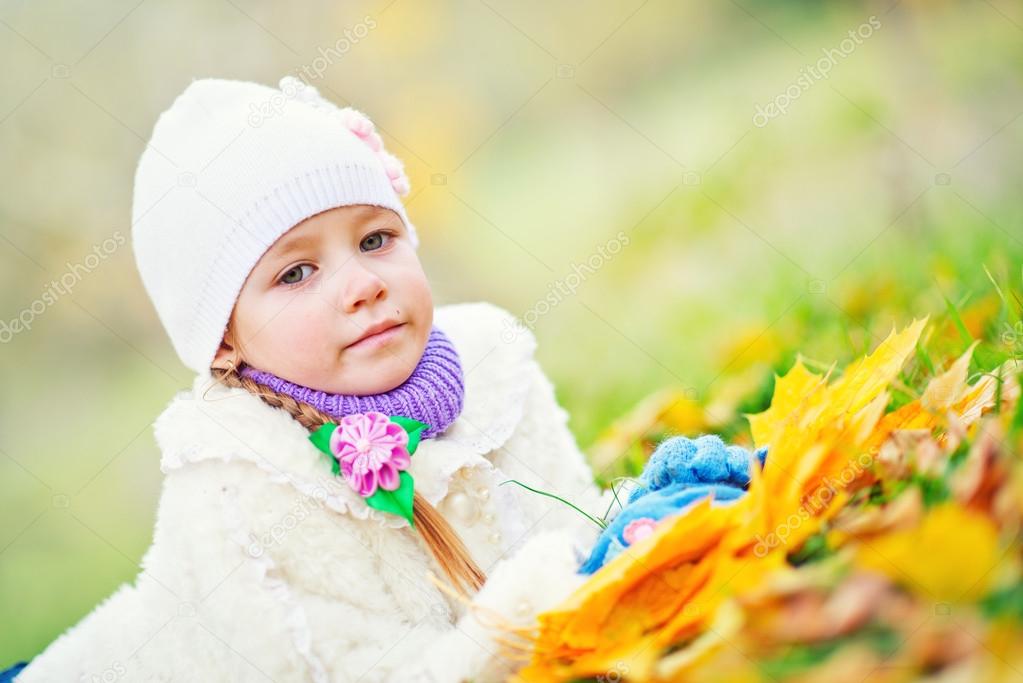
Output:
top-left (309, 422), bottom-right (337, 456)
top-left (365, 471), bottom-right (416, 527)
top-left (389, 416), bottom-right (430, 455)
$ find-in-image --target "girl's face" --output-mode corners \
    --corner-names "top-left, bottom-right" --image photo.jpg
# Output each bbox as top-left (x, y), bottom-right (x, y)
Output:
top-left (212, 204), bottom-right (433, 395)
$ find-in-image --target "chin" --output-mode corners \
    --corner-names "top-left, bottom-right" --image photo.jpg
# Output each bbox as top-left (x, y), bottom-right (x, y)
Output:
top-left (350, 357), bottom-right (418, 395)
top-left (338, 327), bottom-right (428, 395)
top-left (383, 358), bottom-right (419, 390)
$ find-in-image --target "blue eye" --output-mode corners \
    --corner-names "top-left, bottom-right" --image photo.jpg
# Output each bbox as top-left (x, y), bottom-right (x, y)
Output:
top-left (360, 230), bottom-right (395, 252)
top-left (278, 263), bottom-right (315, 287)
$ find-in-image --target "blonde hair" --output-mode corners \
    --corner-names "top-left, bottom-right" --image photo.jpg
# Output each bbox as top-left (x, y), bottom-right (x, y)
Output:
top-left (211, 364), bottom-right (487, 597)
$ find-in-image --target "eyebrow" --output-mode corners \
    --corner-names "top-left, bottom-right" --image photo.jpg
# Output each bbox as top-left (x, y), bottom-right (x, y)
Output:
top-left (269, 233), bottom-right (320, 261)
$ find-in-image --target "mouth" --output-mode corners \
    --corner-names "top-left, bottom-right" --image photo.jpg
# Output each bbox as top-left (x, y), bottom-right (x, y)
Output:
top-left (345, 321), bottom-right (406, 351)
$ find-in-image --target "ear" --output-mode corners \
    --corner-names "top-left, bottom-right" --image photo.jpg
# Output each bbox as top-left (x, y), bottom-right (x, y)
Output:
top-left (211, 327), bottom-right (240, 371)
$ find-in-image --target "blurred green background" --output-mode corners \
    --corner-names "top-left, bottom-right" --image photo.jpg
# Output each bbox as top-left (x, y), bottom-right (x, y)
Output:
top-left (1, 0), bottom-right (1021, 663)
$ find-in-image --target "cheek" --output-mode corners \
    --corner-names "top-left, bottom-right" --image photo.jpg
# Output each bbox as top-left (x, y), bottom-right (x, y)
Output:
top-left (245, 295), bottom-right (336, 362)
top-left (393, 261), bottom-right (432, 312)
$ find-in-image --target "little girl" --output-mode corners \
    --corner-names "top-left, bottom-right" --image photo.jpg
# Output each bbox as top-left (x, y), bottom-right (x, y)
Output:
top-left (14, 76), bottom-right (613, 683)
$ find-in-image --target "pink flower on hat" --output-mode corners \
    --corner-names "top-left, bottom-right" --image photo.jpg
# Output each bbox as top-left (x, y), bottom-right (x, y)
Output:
top-left (329, 411), bottom-right (411, 497)
top-left (338, 108), bottom-right (375, 138)
top-left (336, 106), bottom-right (410, 197)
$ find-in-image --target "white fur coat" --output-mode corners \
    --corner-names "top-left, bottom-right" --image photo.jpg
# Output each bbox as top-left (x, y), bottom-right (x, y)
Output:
top-left (17, 302), bottom-right (611, 683)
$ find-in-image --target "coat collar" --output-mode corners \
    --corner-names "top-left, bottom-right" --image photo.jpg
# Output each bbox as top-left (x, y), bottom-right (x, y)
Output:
top-left (154, 301), bottom-right (536, 526)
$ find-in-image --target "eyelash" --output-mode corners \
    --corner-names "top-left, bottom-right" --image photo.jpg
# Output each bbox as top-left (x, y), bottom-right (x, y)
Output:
top-left (360, 229), bottom-right (398, 254)
top-left (275, 229), bottom-right (398, 288)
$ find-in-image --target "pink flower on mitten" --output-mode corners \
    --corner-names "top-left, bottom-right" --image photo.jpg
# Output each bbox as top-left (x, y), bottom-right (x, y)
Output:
top-left (622, 517), bottom-right (659, 545)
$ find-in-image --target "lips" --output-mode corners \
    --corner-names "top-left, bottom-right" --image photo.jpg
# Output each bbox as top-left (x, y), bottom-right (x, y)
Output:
top-left (345, 320), bottom-right (404, 349)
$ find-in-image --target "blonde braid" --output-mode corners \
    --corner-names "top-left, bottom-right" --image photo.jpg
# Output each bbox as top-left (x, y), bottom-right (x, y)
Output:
top-left (210, 364), bottom-right (487, 597)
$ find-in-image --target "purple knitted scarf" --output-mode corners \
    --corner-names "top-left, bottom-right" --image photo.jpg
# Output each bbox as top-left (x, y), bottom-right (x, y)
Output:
top-left (239, 326), bottom-right (464, 439)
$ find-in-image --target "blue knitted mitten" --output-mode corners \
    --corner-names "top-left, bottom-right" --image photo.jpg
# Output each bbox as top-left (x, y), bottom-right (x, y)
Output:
top-left (578, 435), bottom-right (768, 575)
top-left (627, 434), bottom-right (768, 504)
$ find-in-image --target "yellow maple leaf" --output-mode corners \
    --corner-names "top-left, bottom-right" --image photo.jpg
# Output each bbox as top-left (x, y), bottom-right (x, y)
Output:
top-left (746, 358), bottom-right (827, 449)
top-left (921, 340), bottom-right (979, 411)
top-left (825, 317), bottom-right (928, 417)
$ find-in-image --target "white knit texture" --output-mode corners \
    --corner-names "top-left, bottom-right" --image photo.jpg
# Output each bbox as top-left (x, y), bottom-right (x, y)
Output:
top-left (131, 77), bottom-right (419, 374)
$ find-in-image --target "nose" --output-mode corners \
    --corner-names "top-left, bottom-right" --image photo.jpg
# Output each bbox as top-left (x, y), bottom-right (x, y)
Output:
top-left (338, 259), bottom-right (387, 313)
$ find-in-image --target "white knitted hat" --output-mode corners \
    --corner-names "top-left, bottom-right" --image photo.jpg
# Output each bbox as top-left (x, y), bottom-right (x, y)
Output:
top-left (131, 76), bottom-right (419, 375)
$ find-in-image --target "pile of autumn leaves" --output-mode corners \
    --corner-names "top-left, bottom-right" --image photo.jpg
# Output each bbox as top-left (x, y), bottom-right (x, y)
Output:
top-left (509, 318), bottom-right (1023, 682)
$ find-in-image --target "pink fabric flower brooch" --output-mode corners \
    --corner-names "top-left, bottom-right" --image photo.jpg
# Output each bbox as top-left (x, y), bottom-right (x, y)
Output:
top-left (309, 412), bottom-right (428, 527)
